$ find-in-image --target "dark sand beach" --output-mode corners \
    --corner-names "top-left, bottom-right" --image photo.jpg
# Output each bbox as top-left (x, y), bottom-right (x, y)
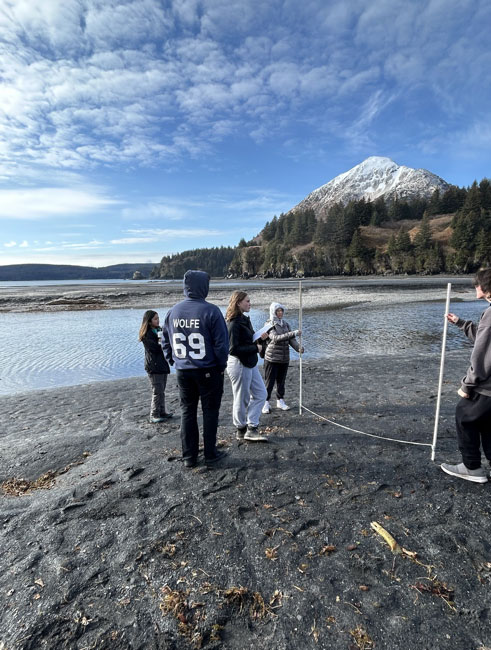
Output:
top-left (1, 352), bottom-right (490, 649)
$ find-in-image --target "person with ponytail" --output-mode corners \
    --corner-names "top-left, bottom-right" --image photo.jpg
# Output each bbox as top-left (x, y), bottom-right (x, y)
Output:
top-left (225, 291), bottom-right (268, 442)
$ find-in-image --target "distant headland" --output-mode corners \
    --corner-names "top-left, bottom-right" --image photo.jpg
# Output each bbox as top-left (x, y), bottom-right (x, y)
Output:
top-left (0, 263), bottom-right (158, 282)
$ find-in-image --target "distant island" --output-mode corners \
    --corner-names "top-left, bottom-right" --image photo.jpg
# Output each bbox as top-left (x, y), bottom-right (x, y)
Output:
top-left (0, 263), bottom-right (157, 282)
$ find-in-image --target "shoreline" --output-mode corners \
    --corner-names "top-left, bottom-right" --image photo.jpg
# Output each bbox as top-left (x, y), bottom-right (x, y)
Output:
top-left (1, 353), bottom-right (490, 648)
top-left (0, 275), bottom-right (474, 313)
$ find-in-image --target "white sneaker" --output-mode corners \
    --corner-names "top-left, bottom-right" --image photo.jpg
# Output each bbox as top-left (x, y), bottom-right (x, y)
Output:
top-left (441, 462), bottom-right (488, 483)
top-left (262, 401), bottom-right (271, 414)
top-left (277, 399), bottom-right (290, 411)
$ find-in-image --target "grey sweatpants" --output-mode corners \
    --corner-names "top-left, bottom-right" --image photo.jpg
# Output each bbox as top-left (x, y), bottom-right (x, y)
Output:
top-left (147, 373), bottom-right (168, 418)
top-left (226, 356), bottom-right (267, 428)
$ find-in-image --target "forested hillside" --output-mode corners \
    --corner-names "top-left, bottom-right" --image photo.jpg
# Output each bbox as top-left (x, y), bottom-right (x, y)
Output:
top-left (150, 179), bottom-right (491, 279)
top-left (228, 180), bottom-right (491, 277)
top-left (151, 246), bottom-right (235, 279)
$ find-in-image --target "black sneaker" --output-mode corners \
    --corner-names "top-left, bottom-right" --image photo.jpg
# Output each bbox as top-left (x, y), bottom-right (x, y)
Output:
top-left (244, 427), bottom-right (268, 442)
top-left (161, 412), bottom-right (174, 419)
top-left (183, 457), bottom-right (198, 469)
top-left (205, 450), bottom-right (228, 466)
top-left (236, 426), bottom-right (247, 440)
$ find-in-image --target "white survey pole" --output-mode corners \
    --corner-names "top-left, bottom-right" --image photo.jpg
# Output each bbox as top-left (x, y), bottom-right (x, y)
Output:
top-left (431, 282), bottom-right (452, 461)
top-left (299, 280), bottom-right (303, 415)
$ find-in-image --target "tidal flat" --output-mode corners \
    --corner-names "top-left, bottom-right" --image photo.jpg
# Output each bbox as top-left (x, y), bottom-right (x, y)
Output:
top-left (0, 275), bottom-right (474, 313)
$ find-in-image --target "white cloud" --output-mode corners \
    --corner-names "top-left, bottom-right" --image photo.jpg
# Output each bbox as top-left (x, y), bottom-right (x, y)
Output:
top-left (0, 251), bottom-right (162, 266)
top-left (31, 239), bottom-right (104, 251)
top-left (126, 228), bottom-right (225, 237)
top-left (19, 240), bottom-right (28, 247)
top-left (0, 0), bottom-right (488, 182)
top-left (122, 202), bottom-right (188, 221)
top-left (0, 187), bottom-right (121, 219)
top-left (4, 241), bottom-right (16, 247)
top-left (110, 237), bottom-right (158, 245)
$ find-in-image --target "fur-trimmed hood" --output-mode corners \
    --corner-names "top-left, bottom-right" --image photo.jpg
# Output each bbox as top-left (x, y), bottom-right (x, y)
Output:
top-left (269, 302), bottom-right (285, 323)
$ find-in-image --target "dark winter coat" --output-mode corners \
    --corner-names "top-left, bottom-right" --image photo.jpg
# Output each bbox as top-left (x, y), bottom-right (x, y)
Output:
top-left (142, 329), bottom-right (170, 375)
top-left (227, 314), bottom-right (259, 368)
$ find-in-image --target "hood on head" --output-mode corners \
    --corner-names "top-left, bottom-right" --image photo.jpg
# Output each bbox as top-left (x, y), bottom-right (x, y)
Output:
top-left (269, 302), bottom-right (285, 321)
top-left (183, 270), bottom-right (210, 299)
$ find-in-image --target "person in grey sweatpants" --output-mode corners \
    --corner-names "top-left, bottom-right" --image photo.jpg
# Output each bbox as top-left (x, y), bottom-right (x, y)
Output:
top-left (226, 290), bottom-right (268, 442)
top-left (441, 268), bottom-right (491, 484)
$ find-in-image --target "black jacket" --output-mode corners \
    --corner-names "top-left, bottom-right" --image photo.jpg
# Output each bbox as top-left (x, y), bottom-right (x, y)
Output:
top-left (227, 314), bottom-right (258, 368)
top-left (142, 329), bottom-right (170, 374)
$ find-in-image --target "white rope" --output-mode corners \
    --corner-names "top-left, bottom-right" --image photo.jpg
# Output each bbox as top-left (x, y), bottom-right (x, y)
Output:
top-left (301, 404), bottom-right (433, 447)
top-left (297, 283), bottom-right (453, 455)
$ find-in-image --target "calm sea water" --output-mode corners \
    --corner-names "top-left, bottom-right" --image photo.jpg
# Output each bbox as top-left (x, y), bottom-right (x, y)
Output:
top-left (0, 293), bottom-right (484, 396)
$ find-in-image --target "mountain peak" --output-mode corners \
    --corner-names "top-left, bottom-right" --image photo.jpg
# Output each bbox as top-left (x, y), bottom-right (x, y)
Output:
top-left (293, 157), bottom-right (449, 216)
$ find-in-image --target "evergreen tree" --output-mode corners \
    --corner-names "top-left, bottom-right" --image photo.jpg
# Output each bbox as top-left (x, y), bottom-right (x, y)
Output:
top-left (262, 216), bottom-right (278, 241)
top-left (475, 229), bottom-right (491, 267)
top-left (370, 197), bottom-right (388, 226)
top-left (440, 186), bottom-right (466, 213)
top-left (480, 179), bottom-right (491, 210)
top-left (426, 189), bottom-right (441, 215)
top-left (413, 214), bottom-right (433, 250)
top-left (396, 228), bottom-right (413, 252)
top-left (345, 228), bottom-right (374, 274)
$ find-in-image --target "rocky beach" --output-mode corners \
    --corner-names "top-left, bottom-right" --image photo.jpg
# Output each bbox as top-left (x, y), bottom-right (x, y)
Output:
top-left (1, 350), bottom-right (491, 649)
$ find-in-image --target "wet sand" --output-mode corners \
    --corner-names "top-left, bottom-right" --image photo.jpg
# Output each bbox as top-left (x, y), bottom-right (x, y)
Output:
top-left (0, 275), bottom-right (474, 313)
top-left (1, 352), bottom-right (490, 649)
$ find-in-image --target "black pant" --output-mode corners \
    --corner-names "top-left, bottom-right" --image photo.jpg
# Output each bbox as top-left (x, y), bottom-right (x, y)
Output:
top-left (456, 393), bottom-right (491, 469)
top-left (264, 361), bottom-right (289, 401)
top-left (176, 367), bottom-right (224, 461)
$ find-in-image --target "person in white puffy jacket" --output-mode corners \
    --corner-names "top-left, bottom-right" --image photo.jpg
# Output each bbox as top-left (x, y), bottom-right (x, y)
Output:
top-left (261, 302), bottom-right (303, 413)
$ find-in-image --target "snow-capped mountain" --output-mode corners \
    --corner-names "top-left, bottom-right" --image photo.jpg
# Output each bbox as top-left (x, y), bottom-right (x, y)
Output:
top-left (293, 156), bottom-right (450, 216)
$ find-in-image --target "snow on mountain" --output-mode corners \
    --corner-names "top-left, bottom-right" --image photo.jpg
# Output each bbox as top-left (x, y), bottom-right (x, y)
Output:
top-left (293, 156), bottom-right (450, 216)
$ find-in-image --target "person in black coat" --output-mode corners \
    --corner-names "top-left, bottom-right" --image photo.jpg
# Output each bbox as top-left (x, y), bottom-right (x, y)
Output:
top-left (139, 310), bottom-right (172, 423)
top-left (226, 291), bottom-right (268, 441)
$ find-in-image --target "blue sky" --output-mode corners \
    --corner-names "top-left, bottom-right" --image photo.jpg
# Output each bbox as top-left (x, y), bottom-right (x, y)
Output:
top-left (0, 0), bottom-right (490, 267)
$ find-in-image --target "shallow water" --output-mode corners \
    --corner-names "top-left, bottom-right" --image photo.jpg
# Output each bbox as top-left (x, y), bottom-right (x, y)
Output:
top-left (0, 289), bottom-right (485, 395)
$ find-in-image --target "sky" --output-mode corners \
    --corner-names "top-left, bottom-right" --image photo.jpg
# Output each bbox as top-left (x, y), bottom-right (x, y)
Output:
top-left (0, 0), bottom-right (490, 268)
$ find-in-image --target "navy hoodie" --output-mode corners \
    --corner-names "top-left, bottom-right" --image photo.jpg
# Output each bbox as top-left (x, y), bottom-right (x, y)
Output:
top-left (162, 270), bottom-right (229, 370)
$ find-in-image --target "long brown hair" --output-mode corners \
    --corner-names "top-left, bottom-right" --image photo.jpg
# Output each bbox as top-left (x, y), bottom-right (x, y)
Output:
top-left (225, 291), bottom-right (248, 322)
top-left (138, 310), bottom-right (157, 341)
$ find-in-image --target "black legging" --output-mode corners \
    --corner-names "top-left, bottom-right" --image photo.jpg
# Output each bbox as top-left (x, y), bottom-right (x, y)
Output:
top-left (264, 361), bottom-right (289, 400)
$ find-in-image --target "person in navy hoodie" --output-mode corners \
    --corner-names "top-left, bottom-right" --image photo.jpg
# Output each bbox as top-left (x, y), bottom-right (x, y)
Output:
top-left (162, 270), bottom-right (229, 468)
